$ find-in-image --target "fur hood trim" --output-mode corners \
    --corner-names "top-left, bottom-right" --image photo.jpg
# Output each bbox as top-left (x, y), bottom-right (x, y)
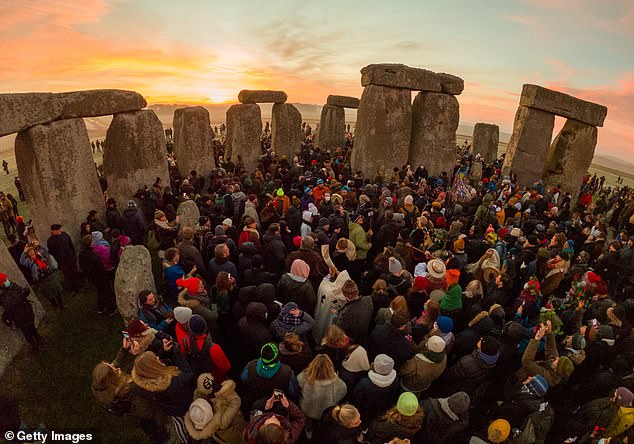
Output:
top-left (178, 289), bottom-right (201, 308)
top-left (184, 410), bottom-right (217, 440)
top-left (131, 369), bottom-right (174, 392)
top-left (469, 311), bottom-right (490, 328)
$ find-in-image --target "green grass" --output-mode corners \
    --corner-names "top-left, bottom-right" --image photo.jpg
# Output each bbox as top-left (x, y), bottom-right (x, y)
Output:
top-left (0, 288), bottom-right (150, 442)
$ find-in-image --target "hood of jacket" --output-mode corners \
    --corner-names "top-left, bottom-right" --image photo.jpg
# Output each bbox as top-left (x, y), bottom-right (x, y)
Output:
top-left (245, 302), bottom-right (268, 322)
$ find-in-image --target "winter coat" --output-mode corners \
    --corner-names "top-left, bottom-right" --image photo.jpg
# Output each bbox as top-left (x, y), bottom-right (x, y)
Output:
top-left (296, 373), bottom-right (347, 419)
top-left (177, 240), bottom-right (207, 279)
top-left (335, 296), bottom-right (374, 345)
top-left (367, 323), bottom-right (412, 369)
top-left (46, 232), bottom-right (75, 264)
top-left (452, 313), bottom-right (495, 360)
top-left (106, 207), bottom-right (124, 230)
top-left (520, 334), bottom-right (565, 388)
top-left (262, 231), bottom-right (286, 275)
top-left (271, 311), bottom-right (315, 342)
top-left (279, 342), bottom-right (313, 375)
top-left (236, 302), bottom-right (273, 360)
top-left (351, 375), bottom-right (401, 421)
top-left (78, 247), bottom-right (108, 284)
top-left (0, 282), bottom-right (34, 327)
top-left (490, 391), bottom-right (543, 429)
top-left (420, 397), bottom-right (469, 444)
top-left (240, 359), bottom-right (298, 402)
top-left (319, 406), bottom-right (363, 444)
top-left (400, 351), bottom-right (447, 392)
top-left (178, 332), bottom-right (230, 382)
top-left (187, 380), bottom-right (245, 443)
top-left (442, 349), bottom-right (498, 398)
top-left (20, 246), bottom-right (58, 284)
top-left (369, 412), bottom-right (423, 443)
top-left (138, 300), bottom-right (173, 332)
top-left (207, 258), bottom-right (238, 284)
top-left (349, 221), bottom-right (371, 260)
top-left (277, 274), bottom-right (317, 314)
top-left (122, 207), bottom-right (146, 245)
top-left (243, 401), bottom-right (305, 444)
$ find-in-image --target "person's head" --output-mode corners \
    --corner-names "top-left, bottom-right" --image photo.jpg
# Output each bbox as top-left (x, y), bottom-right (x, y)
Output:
top-left (214, 243), bottom-right (229, 261)
top-left (268, 223), bottom-right (281, 234)
top-left (341, 279), bottom-right (360, 301)
top-left (215, 271), bottom-right (234, 292)
top-left (26, 247), bottom-right (36, 259)
top-left (488, 419), bottom-right (511, 444)
top-left (182, 227), bottom-right (195, 242)
top-left (138, 289), bottom-right (157, 307)
top-left (164, 247), bottom-right (180, 264)
top-left (282, 332), bottom-right (304, 353)
top-left (390, 296), bottom-right (410, 315)
top-left (81, 234), bottom-right (93, 248)
top-left (304, 354), bottom-right (337, 382)
top-left (322, 325), bottom-right (349, 348)
top-left (390, 310), bottom-right (411, 329)
top-left (465, 279), bottom-right (484, 297)
top-left (132, 351), bottom-right (179, 389)
top-left (258, 419), bottom-right (288, 444)
top-left (478, 336), bottom-right (501, 356)
top-left (245, 216), bottom-right (256, 228)
top-left (50, 223), bottom-right (62, 234)
top-left (331, 404), bottom-right (361, 428)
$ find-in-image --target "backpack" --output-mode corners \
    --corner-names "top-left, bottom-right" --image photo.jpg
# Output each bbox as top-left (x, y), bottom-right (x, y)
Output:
top-left (183, 333), bottom-right (215, 377)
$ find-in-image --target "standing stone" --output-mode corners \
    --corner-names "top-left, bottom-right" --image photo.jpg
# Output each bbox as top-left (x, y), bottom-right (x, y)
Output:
top-left (173, 106), bottom-right (213, 178)
top-left (115, 245), bottom-right (156, 324)
top-left (409, 92), bottom-right (460, 176)
top-left (471, 123), bottom-right (500, 164)
top-left (543, 119), bottom-right (598, 199)
top-left (225, 104), bottom-right (262, 173)
top-left (176, 200), bottom-right (200, 232)
top-left (0, 241), bottom-right (46, 377)
top-left (271, 103), bottom-right (303, 159)
top-left (502, 106), bottom-right (555, 186)
top-left (318, 105), bottom-right (346, 153)
top-left (15, 118), bottom-right (104, 248)
top-left (103, 110), bottom-right (169, 207)
top-left (238, 90), bottom-right (287, 104)
top-left (353, 85), bottom-right (412, 178)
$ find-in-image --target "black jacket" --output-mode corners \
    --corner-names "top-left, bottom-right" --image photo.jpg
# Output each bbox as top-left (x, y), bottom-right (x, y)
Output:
top-left (0, 282), bottom-right (34, 327)
top-left (122, 208), bottom-right (146, 245)
top-left (46, 232), bottom-right (76, 263)
top-left (78, 247), bottom-right (108, 284)
top-left (367, 323), bottom-right (412, 369)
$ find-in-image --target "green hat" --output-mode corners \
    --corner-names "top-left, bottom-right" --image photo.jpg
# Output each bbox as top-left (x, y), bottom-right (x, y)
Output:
top-left (260, 343), bottom-right (280, 366)
top-left (396, 392), bottom-right (419, 416)
top-left (556, 356), bottom-right (574, 379)
top-left (276, 188), bottom-right (284, 197)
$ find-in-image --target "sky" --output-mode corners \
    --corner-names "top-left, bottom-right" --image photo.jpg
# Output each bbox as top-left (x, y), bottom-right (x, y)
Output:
top-left (1, 0), bottom-right (633, 160)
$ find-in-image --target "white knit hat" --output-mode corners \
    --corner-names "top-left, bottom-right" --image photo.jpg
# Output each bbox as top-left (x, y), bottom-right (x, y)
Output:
top-left (188, 398), bottom-right (213, 431)
top-left (427, 335), bottom-right (446, 353)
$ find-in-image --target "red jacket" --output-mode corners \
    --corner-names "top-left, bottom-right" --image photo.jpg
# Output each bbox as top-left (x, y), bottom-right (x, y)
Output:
top-left (178, 333), bottom-right (231, 382)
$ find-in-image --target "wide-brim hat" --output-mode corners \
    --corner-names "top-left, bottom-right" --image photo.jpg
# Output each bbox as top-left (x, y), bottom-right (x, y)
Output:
top-left (427, 259), bottom-right (446, 280)
top-left (483, 267), bottom-right (501, 283)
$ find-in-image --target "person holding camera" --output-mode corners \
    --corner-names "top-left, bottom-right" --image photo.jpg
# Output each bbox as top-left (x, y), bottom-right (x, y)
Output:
top-left (243, 391), bottom-right (305, 444)
top-left (138, 289), bottom-right (174, 334)
top-left (20, 240), bottom-right (65, 310)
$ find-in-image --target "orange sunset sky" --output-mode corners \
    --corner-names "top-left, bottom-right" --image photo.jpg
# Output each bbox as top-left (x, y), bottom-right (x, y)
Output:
top-left (1, 0), bottom-right (633, 161)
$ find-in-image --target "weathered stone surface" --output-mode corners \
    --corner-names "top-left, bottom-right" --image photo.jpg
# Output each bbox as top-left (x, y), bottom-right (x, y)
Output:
top-left (0, 240), bottom-right (46, 377)
top-left (502, 106), bottom-right (555, 186)
top-left (471, 123), bottom-right (500, 164)
top-left (176, 200), bottom-right (200, 232)
top-left (238, 90), bottom-right (287, 104)
top-left (409, 92), bottom-right (460, 176)
top-left (352, 85), bottom-right (412, 178)
top-left (271, 103), bottom-right (303, 159)
top-left (0, 93), bottom-right (62, 137)
top-left (57, 89), bottom-right (146, 119)
top-left (0, 90), bottom-right (146, 137)
top-left (103, 110), bottom-right (168, 207)
top-left (438, 73), bottom-right (465, 95)
top-left (318, 105), bottom-right (346, 153)
top-left (225, 104), bottom-right (262, 173)
top-left (327, 95), bottom-right (360, 109)
top-left (173, 106), bottom-right (214, 178)
top-left (543, 119), bottom-right (598, 199)
top-left (361, 64), bottom-right (442, 92)
top-left (520, 84), bottom-right (607, 127)
top-left (15, 118), bottom-right (104, 248)
top-left (115, 245), bottom-right (156, 324)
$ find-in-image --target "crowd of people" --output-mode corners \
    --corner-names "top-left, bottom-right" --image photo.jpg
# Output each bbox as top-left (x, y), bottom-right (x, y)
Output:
top-left (2, 124), bottom-right (634, 444)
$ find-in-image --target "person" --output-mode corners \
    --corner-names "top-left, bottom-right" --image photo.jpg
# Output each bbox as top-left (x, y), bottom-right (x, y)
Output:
top-left (279, 332), bottom-right (313, 376)
top-left (122, 200), bottom-right (146, 245)
top-left (179, 315), bottom-right (230, 381)
top-left (319, 403), bottom-right (363, 444)
top-left (0, 191), bottom-right (16, 236)
top-left (177, 276), bottom-right (218, 325)
top-left (20, 241), bottom-right (65, 310)
top-left (368, 392), bottom-right (424, 443)
top-left (243, 392), bottom-right (305, 444)
top-left (335, 279), bottom-right (374, 346)
top-left (351, 354), bottom-right (401, 422)
top-left (137, 289), bottom-right (174, 333)
top-left (106, 198), bottom-right (124, 230)
top-left (208, 243), bottom-right (238, 285)
top-left (46, 224), bottom-right (81, 294)
top-left (277, 259), bottom-right (316, 314)
top-left (0, 272), bottom-right (44, 351)
top-left (349, 212), bottom-right (372, 263)
top-left (400, 335), bottom-right (447, 395)
top-left (420, 391), bottom-right (471, 444)
top-left (270, 302), bottom-right (315, 342)
top-left (78, 235), bottom-right (116, 315)
top-left (178, 227), bottom-right (207, 281)
top-left (297, 354), bottom-right (347, 439)
top-left (367, 311), bottom-right (412, 369)
top-left (14, 176), bottom-right (25, 201)
top-left (262, 223), bottom-right (287, 276)
top-left (163, 247), bottom-right (184, 304)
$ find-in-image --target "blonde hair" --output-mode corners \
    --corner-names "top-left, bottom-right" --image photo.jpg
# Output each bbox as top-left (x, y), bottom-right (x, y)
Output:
top-left (390, 295), bottom-right (410, 315)
top-left (336, 238), bottom-right (349, 251)
top-left (303, 354), bottom-right (337, 383)
top-left (321, 325), bottom-right (348, 347)
top-left (372, 278), bottom-right (388, 292)
top-left (332, 404), bottom-right (360, 428)
top-left (465, 280), bottom-right (484, 297)
top-left (133, 351), bottom-right (180, 380)
top-left (282, 332), bottom-right (304, 353)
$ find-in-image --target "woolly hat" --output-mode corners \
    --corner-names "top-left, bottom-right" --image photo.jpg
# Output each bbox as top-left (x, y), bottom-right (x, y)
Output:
top-left (526, 374), bottom-right (549, 397)
top-left (556, 356), bottom-right (574, 379)
top-left (436, 217), bottom-right (447, 228)
top-left (290, 259), bottom-right (310, 279)
top-left (0, 273), bottom-right (7, 285)
top-left (486, 224), bottom-right (495, 234)
top-left (188, 398), bottom-right (214, 431)
top-left (404, 195), bottom-right (414, 205)
top-left (453, 238), bottom-right (465, 252)
top-left (173, 306), bottom-right (193, 324)
top-left (431, 201), bottom-right (441, 209)
top-left (427, 335), bottom-right (446, 353)
top-left (598, 324), bottom-right (615, 340)
top-left (276, 188), bottom-right (284, 197)
top-left (388, 257), bottom-right (402, 274)
top-left (373, 354), bottom-right (395, 376)
top-left (614, 387), bottom-right (634, 407)
top-left (188, 315), bottom-right (207, 336)
top-left (427, 259), bottom-right (446, 280)
top-left (214, 226), bottom-right (225, 236)
top-left (342, 279), bottom-right (359, 301)
top-left (154, 210), bottom-right (165, 220)
top-left (222, 218), bottom-right (233, 228)
top-left (446, 269), bottom-right (460, 287)
top-left (127, 319), bottom-right (148, 338)
top-left (436, 316), bottom-right (454, 333)
top-left (397, 392), bottom-right (419, 417)
top-left (261, 342), bottom-right (280, 366)
top-left (414, 276), bottom-right (429, 292)
top-left (510, 227), bottom-right (522, 238)
top-left (488, 419), bottom-right (511, 443)
top-left (196, 373), bottom-right (215, 395)
top-left (429, 289), bottom-right (445, 302)
top-left (447, 392), bottom-right (470, 414)
top-left (176, 277), bottom-right (201, 294)
top-left (571, 333), bottom-right (586, 351)
top-left (302, 210), bottom-right (312, 223)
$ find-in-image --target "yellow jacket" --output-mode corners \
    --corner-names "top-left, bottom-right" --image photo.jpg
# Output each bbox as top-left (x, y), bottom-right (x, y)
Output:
top-left (607, 405), bottom-right (634, 437)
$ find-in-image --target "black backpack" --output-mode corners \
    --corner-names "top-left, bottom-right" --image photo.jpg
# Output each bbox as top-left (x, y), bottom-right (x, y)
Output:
top-left (182, 333), bottom-right (215, 377)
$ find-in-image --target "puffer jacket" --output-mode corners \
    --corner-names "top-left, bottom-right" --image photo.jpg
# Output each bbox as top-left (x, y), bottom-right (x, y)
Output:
top-left (236, 302), bottom-right (272, 358)
top-left (349, 222), bottom-right (371, 260)
top-left (400, 351), bottom-right (447, 392)
top-left (441, 349), bottom-right (498, 398)
top-left (419, 397), bottom-right (469, 444)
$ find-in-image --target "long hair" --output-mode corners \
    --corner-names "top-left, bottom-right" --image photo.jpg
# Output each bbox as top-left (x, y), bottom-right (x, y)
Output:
top-left (419, 299), bottom-right (440, 326)
top-left (390, 296), bottom-right (410, 316)
top-left (332, 404), bottom-right (360, 428)
top-left (303, 354), bottom-right (337, 383)
top-left (465, 279), bottom-right (484, 297)
top-left (321, 325), bottom-right (348, 348)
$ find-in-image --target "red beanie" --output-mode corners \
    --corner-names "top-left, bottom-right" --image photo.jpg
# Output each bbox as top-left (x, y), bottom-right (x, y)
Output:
top-left (0, 273), bottom-right (7, 285)
top-left (586, 271), bottom-right (601, 284)
top-left (414, 276), bottom-right (429, 291)
top-left (436, 217), bottom-right (447, 228)
top-left (595, 280), bottom-right (608, 296)
top-left (176, 277), bottom-right (201, 294)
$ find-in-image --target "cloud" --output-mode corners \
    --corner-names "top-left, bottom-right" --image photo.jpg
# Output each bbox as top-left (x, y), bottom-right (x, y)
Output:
top-left (500, 14), bottom-right (541, 30)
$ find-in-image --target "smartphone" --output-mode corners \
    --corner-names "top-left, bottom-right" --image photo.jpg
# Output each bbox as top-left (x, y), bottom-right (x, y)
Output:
top-left (589, 318), bottom-right (599, 327)
top-left (273, 389), bottom-right (283, 400)
top-left (122, 331), bottom-right (130, 339)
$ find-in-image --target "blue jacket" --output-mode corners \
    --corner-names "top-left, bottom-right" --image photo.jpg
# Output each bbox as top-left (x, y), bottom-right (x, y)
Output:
top-left (164, 264), bottom-right (184, 299)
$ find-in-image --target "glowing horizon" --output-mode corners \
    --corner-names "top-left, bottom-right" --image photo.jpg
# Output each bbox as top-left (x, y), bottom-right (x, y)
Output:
top-left (2, 0), bottom-right (633, 160)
